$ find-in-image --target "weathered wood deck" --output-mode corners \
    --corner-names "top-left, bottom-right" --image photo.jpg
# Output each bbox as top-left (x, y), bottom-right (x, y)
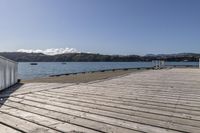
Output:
top-left (0, 68), bottom-right (200, 133)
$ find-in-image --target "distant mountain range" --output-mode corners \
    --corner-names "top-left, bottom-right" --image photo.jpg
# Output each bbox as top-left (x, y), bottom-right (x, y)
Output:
top-left (0, 52), bottom-right (200, 62)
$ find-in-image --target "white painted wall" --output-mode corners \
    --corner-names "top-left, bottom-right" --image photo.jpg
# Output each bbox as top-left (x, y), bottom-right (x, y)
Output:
top-left (199, 58), bottom-right (200, 69)
top-left (0, 56), bottom-right (18, 91)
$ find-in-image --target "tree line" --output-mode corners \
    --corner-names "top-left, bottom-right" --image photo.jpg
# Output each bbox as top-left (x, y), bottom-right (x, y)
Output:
top-left (0, 52), bottom-right (200, 62)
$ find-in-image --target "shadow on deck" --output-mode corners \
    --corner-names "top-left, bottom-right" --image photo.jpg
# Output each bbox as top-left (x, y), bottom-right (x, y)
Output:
top-left (0, 83), bottom-right (24, 108)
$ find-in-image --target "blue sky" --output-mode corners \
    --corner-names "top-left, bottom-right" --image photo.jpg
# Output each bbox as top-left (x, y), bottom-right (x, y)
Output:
top-left (0, 0), bottom-right (200, 55)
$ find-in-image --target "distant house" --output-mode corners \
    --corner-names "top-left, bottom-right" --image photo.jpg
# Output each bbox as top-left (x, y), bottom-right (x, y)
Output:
top-left (0, 56), bottom-right (18, 91)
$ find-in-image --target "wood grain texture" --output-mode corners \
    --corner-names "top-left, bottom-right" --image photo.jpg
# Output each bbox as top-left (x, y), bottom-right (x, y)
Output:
top-left (0, 68), bottom-right (200, 133)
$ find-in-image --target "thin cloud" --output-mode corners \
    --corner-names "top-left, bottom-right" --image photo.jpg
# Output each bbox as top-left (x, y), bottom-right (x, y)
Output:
top-left (17, 48), bottom-right (79, 55)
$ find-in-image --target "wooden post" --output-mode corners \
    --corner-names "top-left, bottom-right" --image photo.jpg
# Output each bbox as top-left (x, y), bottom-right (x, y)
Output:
top-left (199, 58), bottom-right (200, 69)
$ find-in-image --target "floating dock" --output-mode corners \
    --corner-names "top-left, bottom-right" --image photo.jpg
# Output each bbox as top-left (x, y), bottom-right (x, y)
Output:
top-left (0, 68), bottom-right (200, 133)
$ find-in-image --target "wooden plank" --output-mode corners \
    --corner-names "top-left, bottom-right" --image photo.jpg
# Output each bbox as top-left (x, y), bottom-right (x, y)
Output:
top-left (0, 123), bottom-right (21, 133)
top-left (0, 107), bottom-right (101, 133)
top-left (0, 112), bottom-right (60, 133)
top-left (1, 68), bottom-right (200, 133)
top-left (8, 95), bottom-right (200, 127)
top-left (37, 91), bottom-right (200, 113)
top-left (38, 90), bottom-right (200, 111)
top-left (7, 96), bottom-right (197, 133)
top-left (53, 85), bottom-right (200, 99)
top-left (18, 93), bottom-right (200, 122)
top-left (50, 86), bottom-right (200, 107)
top-left (49, 85), bottom-right (200, 98)
top-left (1, 100), bottom-right (139, 133)
top-left (10, 83), bottom-right (73, 96)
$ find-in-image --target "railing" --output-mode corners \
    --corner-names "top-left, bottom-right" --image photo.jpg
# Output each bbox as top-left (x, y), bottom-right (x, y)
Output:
top-left (0, 56), bottom-right (18, 91)
top-left (152, 60), bottom-right (165, 69)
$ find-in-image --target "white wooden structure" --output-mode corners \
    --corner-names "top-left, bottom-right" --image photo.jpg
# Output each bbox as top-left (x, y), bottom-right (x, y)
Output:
top-left (199, 58), bottom-right (200, 69)
top-left (0, 56), bottom-right (18, 91)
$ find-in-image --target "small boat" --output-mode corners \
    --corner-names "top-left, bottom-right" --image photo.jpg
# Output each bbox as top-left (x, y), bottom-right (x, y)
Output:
top-left (30, 63), bottom-right (38, 65)
top-left (61, 62), bottom-right (67, 64)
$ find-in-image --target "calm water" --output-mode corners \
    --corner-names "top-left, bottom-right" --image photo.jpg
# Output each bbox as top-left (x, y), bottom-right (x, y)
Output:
top-left (18, 62), bottom-right (198, 80)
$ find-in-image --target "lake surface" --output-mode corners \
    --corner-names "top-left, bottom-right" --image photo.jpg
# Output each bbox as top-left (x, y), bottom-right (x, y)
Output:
top-left (18, 62), bottom-right (199, 80)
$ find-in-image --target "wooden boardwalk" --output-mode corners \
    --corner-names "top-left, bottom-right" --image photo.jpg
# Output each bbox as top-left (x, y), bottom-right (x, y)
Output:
top-left (0, 68), bottom-right (200, 133)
